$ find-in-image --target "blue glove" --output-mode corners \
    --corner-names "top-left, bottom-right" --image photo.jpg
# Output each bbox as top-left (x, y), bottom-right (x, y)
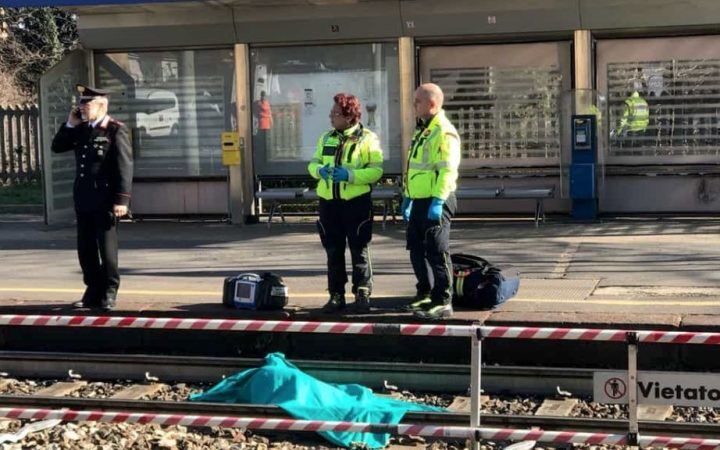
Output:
top-left (332, 166), bottom-right (349, 182)
top-left (401, 197), bottom-right (413, 222)
top-left (318, 164), bottom-right (331, 181)
top-left (427, 197), bottom-right (444, 221)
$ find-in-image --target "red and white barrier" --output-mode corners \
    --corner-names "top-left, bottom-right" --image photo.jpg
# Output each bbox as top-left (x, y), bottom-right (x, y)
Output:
top-left (0, 315), bottom-right (473, 337)
top-left (1, 407), bottom-right (719, 449)
top-left (1, 315), bottom-right (720, 345)
top-left (482, 326), bottom-right (720, 345)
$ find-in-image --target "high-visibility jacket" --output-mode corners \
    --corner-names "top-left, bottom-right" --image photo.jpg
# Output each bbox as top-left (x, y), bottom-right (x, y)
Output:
top-left (404, 110), bottom-right (461, 200)
top-left (308, 123), bottom-right (384, 201)
top-left (618, 92), bottom-right (649, 134)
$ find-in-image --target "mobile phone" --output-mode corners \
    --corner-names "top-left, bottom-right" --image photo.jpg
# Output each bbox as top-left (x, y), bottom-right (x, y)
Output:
top-left (73, 107), bottom-right (82, 119)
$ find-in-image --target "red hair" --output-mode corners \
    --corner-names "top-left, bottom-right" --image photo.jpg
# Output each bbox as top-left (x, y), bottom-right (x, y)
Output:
top-left (333, 93), bottom-right (362, 125)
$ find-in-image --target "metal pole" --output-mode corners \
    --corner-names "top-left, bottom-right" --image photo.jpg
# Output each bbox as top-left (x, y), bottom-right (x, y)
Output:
top-left (627, 331), bottom-right (639, 448)
top-left (470, 323), bottom-right (482, 450)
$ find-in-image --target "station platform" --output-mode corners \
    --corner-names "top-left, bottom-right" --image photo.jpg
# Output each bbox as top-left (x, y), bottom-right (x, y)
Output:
top-left (1, 214), bottom-right (720, 332)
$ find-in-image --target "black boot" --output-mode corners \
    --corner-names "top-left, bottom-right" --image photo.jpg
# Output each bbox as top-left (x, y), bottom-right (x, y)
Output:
top-left (353, 287), bottom-right (371, 313)
top-left (101, 289), bottom-right (117, 312)
top-left (72, 286), bottom-right (102, 308)
top-left (322, 293), bottom-right (346, 313)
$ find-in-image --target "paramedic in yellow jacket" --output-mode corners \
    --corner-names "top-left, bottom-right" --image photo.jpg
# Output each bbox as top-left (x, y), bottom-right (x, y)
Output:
top-left (402, 83), bottom-right (461, 320)
top-left (308, 93), bottom-right (384, 313)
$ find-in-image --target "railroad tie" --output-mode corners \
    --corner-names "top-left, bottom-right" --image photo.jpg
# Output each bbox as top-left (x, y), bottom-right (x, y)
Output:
top-left (35, 382), bottom-right (87, 397)
top-left (447, 395), bottom-right (489, 413)
top-left (638, 404), bottom-right (673, 421)
top-left (534, 398), bottom-right (578, 417)
top-left (111, 383), bottom-right (166, 400)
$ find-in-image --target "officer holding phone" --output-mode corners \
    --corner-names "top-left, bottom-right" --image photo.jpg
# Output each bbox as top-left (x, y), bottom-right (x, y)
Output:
top-left (51, 84), bottom-right (133, 311)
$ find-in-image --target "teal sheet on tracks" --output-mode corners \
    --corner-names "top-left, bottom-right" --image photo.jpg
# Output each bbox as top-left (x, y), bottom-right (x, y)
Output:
top-left (188, 352), bottom-right (443, 448)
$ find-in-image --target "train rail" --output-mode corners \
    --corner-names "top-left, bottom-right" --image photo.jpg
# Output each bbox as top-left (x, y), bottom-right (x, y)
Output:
top-left (0, 351), bottom-right (717, 440)
top-left (0, 395), bottom-right (717, 438)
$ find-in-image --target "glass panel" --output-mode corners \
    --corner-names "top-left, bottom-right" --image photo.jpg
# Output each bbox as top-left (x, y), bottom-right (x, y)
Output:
top-left (95, 49), bottom-right (235, 178)
top-left (250, 43), bottom-right (401, 176)
top-left (420, 42), bottom-right (571, 168)
top-left (607, 60), bottom-right (720, 158)
top-left (597, 36), bottom-right (720, 165)
top-left (40, 50), bottom-right (88, 224)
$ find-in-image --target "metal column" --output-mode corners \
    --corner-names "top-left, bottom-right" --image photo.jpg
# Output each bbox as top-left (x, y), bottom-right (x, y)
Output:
top-left (232, 43), bottom-right (255, 224)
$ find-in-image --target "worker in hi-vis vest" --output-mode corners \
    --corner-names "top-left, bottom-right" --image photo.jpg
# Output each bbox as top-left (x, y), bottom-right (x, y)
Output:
top-left (613, 80), bottom-right (649, 138)
top-left (308, 93), bottom-right (384, 314)
top-left (402, 83), bottom-right (461, 320)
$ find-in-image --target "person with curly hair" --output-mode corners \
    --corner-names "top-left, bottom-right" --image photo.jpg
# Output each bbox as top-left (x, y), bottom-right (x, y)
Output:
top-left (308, 93), bottom-right (384, 313)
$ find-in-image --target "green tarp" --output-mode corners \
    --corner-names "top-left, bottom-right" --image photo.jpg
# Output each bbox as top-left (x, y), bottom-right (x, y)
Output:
top-left (189, 353), bottom-right (442, 448)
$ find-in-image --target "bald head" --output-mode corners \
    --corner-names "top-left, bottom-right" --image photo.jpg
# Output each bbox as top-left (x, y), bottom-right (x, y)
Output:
top-left (414, 83), bottom-right (444, 120)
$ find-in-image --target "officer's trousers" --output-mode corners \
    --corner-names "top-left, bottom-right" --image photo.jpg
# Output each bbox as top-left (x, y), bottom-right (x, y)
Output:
top-left (406, 193), bottom-right (456, 305)
top-left (317, 193), bottom-right (373, 296)
top-left (76, 210), bottom-right (119, 303)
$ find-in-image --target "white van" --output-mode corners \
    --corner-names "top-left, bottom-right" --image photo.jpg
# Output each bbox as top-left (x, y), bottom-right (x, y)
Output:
top-left (135, 89), bottom-right (180, 138)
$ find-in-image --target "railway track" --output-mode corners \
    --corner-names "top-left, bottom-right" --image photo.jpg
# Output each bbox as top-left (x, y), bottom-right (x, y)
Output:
top-left (0, 351), bottom-right (590, 395)
top-left (0, 352), bottom-right (717, 440)
top-left (0, 394), bottom-right (718, 439)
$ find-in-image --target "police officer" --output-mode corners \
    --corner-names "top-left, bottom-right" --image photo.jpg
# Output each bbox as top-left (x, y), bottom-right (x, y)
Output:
top-left (51, 85), bottom-right (133, 311)
top-left (402, 83), bottom-right (461, 320)
top-left (308, 93), bottom-right (384, 313)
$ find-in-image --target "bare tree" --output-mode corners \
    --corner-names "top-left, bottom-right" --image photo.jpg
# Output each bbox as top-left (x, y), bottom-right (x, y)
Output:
top-left (0, 7), bottom-right (78, 104)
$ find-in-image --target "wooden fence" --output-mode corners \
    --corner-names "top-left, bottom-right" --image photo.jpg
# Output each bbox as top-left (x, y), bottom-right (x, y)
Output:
top-left (0, 104), bottom-right (41, 184)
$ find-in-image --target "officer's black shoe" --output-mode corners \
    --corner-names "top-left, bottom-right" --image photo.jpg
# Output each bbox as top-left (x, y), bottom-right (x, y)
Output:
top-left (101, 294), bottom-right (117, 312)
top-left (403, 293), bottom-right (432, 312)
top-left (322, 293), bottom-right (346, 313)
top-left (71, 300), bottom-right (94, 309)
top-left (414, 303), bottom-right (453, 320)
top-left (72, 288), bottom-right (101, 308)
top-left (353, 287), bottom-right (371, 314)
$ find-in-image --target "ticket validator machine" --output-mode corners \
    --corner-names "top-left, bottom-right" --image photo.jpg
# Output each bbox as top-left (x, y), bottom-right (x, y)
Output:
top-left (570, 115), bottom-right (598, 219)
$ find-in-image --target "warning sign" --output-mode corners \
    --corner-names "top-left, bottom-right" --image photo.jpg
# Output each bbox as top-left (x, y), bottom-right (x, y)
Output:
top-left (594, 371), bottom-right (720, 408)
top-left (604, 377), bottom-right (626, 400)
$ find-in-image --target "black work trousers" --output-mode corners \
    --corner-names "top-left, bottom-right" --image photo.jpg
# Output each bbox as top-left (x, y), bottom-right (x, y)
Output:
top-left (406, 193), bottom-right (456, 305)
top-left (76, 210), bottom-right (119, 304)
top-left (317, 193), bottom-right (373, 296)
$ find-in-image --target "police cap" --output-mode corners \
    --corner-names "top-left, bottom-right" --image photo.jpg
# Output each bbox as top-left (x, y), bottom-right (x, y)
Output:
top-left (76, 84), bottom-right (109, 100)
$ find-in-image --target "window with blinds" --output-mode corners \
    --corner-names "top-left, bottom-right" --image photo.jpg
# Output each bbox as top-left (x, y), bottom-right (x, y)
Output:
top-left (420, 42), bottom-right (571, 169)
top-left (431, 66), bottom-right (563, 164)
top-left (95, 49), bottom-right (235, 178)
top-left (608, 60), bottom-right (720, 158)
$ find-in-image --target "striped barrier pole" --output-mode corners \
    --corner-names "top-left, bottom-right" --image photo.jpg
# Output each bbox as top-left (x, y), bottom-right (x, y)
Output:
top-left (0, 315), bottom-right (475, 337)
top-left (1, 315), bottom-right (720, 345)
top-left (0, 407), bottom-right (719, 449)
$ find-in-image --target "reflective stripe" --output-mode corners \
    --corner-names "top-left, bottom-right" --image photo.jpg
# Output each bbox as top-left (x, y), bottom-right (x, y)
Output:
top-left (365, 163), bottom-right (383, 169)
top-left (409, 162), bottom-right (436, 171)
top-left (409, 161), bottom-right (448, 171)
top-left (310, 157), bottom-right (323, 164)
top-left (455, 275), bottom-right (464, 298)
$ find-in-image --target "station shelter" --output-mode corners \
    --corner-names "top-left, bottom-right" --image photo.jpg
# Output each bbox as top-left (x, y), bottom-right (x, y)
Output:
top-left (11, 0), bottom-right (720, 223)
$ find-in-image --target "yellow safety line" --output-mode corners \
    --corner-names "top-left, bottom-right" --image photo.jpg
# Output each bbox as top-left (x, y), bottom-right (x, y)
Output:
top-left (1, 287), bottom-right (720, 306)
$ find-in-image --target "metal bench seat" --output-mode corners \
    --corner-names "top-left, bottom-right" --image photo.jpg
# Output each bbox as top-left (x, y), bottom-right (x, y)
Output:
top-left (254, 187), bottom-right (308, 228)
top-left (256, 186), bottom-right (401, 229)
top-left (455, 187), bottom-right (502, 199)
top-left (456, 185), bottom-right (555, 227)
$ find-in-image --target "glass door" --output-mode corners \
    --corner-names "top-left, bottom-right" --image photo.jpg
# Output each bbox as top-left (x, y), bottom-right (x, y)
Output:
top-left (40, 50), bottom-right (88, 225)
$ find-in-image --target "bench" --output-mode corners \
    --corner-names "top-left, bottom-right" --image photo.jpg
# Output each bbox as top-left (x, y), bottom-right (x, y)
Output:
top-left (256, 186), bottom-right (401, 229)
top-left (456, 185), bottom-right (555, 227)
top-left (255, 187), bottom-right (308, 229)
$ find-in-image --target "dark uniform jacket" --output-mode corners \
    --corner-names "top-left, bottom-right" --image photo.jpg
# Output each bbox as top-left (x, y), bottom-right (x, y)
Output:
top-left (51, 116), bottom-right (133, 212)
